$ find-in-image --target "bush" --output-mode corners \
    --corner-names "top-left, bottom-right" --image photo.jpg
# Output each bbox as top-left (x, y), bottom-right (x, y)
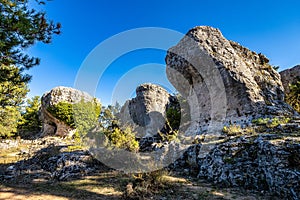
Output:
top-left (166, 93), bottom-right (192, 132)
top-left (252, 118), bottom-right (270, 125)
top-left (47, 102), bottom-right (75, 127)
top-left (158, 125), bottom-right (179, 143)
top-left (73, 99), bottom-right (101, 136)
top-left (267, 117), bottom-right (290, 128)
top-left (166, 107), bottom-right (181, 131)
top-left (47, 98), bottom-right (101, 138)
top-left (96, 104), bottom-right (139, 152)
top-left (99, 103), bottom-right (120, 130)
top-left (252, 117), bottom-right (290, 128)
top-left (222, 125), bottom-right (242, 136)
top-left (106, 127), bottom-right (139, 152)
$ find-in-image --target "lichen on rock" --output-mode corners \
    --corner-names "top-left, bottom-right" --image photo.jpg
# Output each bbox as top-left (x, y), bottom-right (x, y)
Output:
top-left (166, 26), bottom-right (297, 134)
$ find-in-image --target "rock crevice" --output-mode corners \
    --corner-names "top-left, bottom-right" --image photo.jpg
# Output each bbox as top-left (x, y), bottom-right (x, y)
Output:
top-left (166, 26), bottom-right (296, 132)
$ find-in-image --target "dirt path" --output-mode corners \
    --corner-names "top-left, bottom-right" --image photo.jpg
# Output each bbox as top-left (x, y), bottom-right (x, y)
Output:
top-left (0, 173), bottom-right (277, 200)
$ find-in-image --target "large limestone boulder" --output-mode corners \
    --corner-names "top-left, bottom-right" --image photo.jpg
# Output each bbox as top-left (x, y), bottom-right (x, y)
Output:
top-left (119, 83), bottom-right (177, 138)
top-left (165, 26), bottom-right (296, 132)
top-left (40, 86), bottom-right (94, 137)
top-left (280, 65), bottom-right (300, 94)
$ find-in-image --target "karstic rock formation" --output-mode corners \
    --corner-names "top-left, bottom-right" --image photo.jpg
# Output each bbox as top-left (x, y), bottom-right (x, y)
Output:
top-left (280, 65), bottom-right (300, 94)
top-left (173, 132), bottom-right (300, 199)
top-left (166, 26), bottom-right (296, 132)
top-left (40, 86), bottom-right (94, 137)
top-left (119, 83), bottom-right (177, 138)
top-left (166, 26), bottom-right (300, 199)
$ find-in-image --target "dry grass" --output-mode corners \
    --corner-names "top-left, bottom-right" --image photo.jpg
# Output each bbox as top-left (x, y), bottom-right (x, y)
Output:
top-left (0, 169), bottom-right (278, 200)
top-left (0, 139), bottom-right (283, 200)
top-left (222, 125), bottom-right (243, 136)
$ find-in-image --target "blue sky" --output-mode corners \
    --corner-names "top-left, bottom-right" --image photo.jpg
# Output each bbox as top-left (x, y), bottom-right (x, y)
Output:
top-left (27, 0), bottom-right (300, 105)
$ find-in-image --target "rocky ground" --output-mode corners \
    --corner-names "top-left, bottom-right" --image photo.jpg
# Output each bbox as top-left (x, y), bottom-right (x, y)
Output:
top-left (1, 122), bottom-right (298, 200)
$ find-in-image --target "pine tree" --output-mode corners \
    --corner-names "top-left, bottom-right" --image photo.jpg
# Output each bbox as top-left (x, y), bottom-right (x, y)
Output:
top-left (0, 0), bottom-right (61, 70)
top-left (0, 64), bottom-right (28, 137)
top-left (18, 96), bottom-right (42, 137)
top-left (0, 0), bottom-right (60, 137)
top-left (0, 64), bottom-right (29, 108)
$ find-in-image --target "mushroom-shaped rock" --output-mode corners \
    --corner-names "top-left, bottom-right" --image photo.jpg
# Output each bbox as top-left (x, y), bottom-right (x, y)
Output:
top-left (40, 86), bottom-right (95, 137)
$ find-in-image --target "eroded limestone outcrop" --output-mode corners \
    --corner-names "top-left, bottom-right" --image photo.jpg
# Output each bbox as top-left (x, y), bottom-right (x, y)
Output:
top-left (172, 131), bottom-right (300, 199)
top-left (119, 83), bottom-right (178, 138)
top-left (280, 65), bottom-right (300, 94)
top-left (165, 26), bottom-right (300, 199)
top-left (0, 137), bottom-right (106, 181)
top-left (40, 86), bottom-right (94, 137)
top-left (166, 26), bottom-right (296, 133)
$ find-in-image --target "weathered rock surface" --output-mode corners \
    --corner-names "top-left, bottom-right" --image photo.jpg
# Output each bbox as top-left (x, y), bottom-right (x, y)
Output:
top-left (171, 122), bottom-right (300, 199)
top-left (280, 65), bottom-right (300, 94)
top-left (119, 83), bottom-right (177, 138)
top-left (0, 137), bottom-right (108, 182)
top-left (40, 86), bottom-right (94, 137)
top-left (166, 26), bottom-right (296, 133)
top-left (164, 26), bottom-right (300, 199)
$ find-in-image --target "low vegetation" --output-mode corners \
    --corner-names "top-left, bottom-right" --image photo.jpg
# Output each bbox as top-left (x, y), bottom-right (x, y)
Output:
top-left (47, 99), bottom-right (101, 139)
top-left (18, 96), bottom-right (42, 137)
top-left (286, 78), bottom-right (300, 113)
top-left (0, 168), bottom-right (268, 200)
top-left (252, 117), bottom-right (290, 128)
top-left (222, 124), bottom-right (242, 136)
top-left (105, 127), bottom-right (139, 152)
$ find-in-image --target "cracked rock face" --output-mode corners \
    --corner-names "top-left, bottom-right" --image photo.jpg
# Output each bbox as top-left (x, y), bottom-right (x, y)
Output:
top-left (280, 65), bottom-right (300, 94)
top-left (0, 140), bottom-right (106, 182)
top-left (40, 86), bottom-right (94, 137)
top-left (119, 83), bottom-right (176, 138)
top-left (165, 26), bottom-right (296, 132)
top-left (172, 133), bottom-right (300, 200)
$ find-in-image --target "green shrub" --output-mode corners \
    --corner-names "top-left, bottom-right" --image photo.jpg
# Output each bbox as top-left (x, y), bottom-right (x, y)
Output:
top-left (73, 99), bottom-right (101, 137)
top-left (95, 104), bottom-right (139, 152)
top-left (222, 125), bottom-right (242, 136)
top-left (99, 103), bottom-right (120, 130)
top-left (166, 107), bottom-right (181, 131)
top-left (158, 125), bottom-right (179, 143)
top-left (252, 117), bottom-right (290, 128)
top-left (47, 102), bottom-right (75, 127)
top-left (166, 93), bottom-right (192, 132)
top-left (106, 127), bottom-right (139, 152)
top-left (267, 117), bottom-right (290, 128)
top-left (47, 98), bottom-right (101, 138)
top-left (18, 96), bottom-right (42, 136)
top-left (252, 118), bottom-right (270, 125)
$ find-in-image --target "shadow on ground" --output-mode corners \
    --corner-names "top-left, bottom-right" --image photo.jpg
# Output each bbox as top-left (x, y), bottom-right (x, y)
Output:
top-left (0, 141), bottom-right (281, 200)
